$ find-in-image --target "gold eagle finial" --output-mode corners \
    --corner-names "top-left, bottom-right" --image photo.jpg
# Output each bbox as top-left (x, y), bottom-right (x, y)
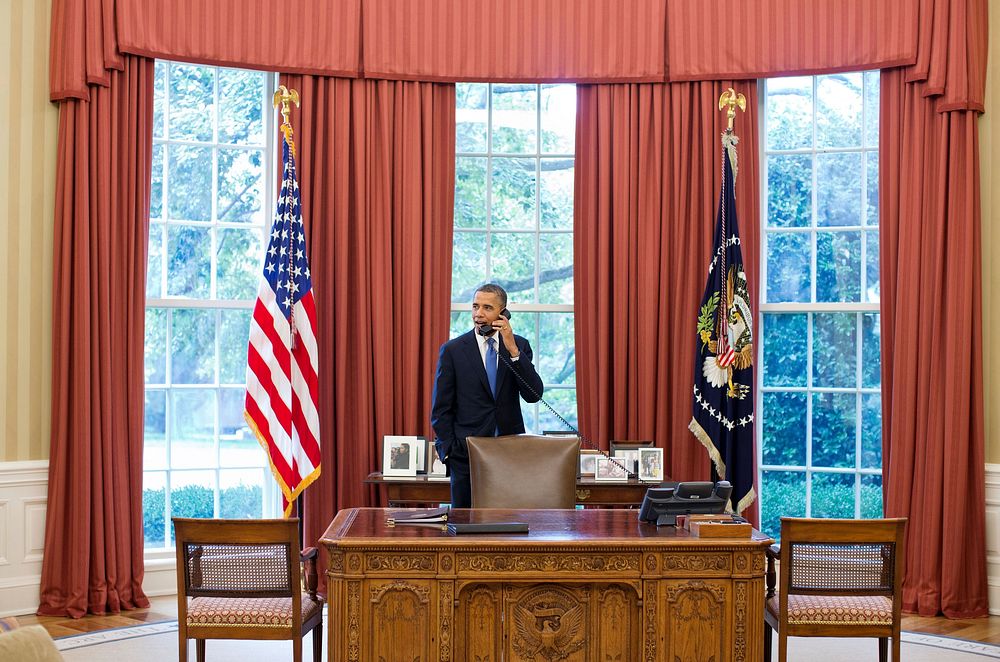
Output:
top-left (718, 88), bottom-right (746, 131)
top-left (272, 85), bottom-right (301, 157)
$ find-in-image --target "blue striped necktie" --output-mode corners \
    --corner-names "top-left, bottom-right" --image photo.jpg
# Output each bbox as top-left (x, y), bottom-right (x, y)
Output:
top-left (485, 337), bottom-right (498, 396)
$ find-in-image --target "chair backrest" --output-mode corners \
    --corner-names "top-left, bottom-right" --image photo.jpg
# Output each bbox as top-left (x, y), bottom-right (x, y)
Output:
top-left (468, 434), bottom-right (580, 509)
top-left (173, 518), bottom-right (301, 600)
top-left (779, 517), bottom-right (906, 601)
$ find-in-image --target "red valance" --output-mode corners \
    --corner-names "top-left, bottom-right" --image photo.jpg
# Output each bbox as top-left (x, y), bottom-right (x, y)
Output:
top-left (665, 0), bottom-right (919, 80)
top-left (361, 0), bottom-right (667, 83)
top-left (51, 0), bottom-right (986, 109)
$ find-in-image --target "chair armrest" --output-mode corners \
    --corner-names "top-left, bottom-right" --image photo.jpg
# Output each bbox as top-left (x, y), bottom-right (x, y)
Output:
top-left (765, 544), bottom-right (780, 599)
top-left (301, 546), bottom-right (319, 600)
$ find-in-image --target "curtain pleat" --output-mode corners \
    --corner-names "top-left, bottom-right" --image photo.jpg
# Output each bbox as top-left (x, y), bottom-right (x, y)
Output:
top-left (277, 76), bottom-right (455, 566)
top-left (880, 68), bottom-right (987, 617)
top-left (38, 54), bottom-right (153, 618)
top-left (573, 82), bottom-right (760, 520)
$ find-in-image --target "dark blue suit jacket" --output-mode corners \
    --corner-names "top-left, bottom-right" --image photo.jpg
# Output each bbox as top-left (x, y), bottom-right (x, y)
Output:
top-left (430, 329), bottom-right (544, 464)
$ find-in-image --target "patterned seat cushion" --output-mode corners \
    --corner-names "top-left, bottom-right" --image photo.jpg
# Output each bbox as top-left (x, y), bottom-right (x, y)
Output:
top-left (766, 594), bottom-right (893, 626)
top-left (187, 594), bottom-right (323, 630)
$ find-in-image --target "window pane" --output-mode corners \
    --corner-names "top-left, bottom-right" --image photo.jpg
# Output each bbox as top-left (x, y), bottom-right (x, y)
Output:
top-left (816, 230), bottom-right (861, 302)
top-left (145, 307), bottom-right (167, 384)
top-left (168, 145), bottom-right (213, 222)
top-left (490, 232), bottom-right (536, 300)
top-left (538, 233), bottom-right (573, 304)
top-left (540, 84), bottom-right (575, 154)
top-left (170, 309), bottom-right (217, 384)
top-left (449, 311), bottom-right (468, 339)
top-left (861, 393), bottom-right (882, 469)
top-left (491, 84), bottom-right (537, 154)
top-left (539, 159), bottom-right (574, 230)
top-left (147, 222), bottom-right (164, 298)
top-left (171, 389), bottom-right (217, 468)
top-left (216, 227), bottom-right (262, 300)
top-left (865, 230), bottom-right (880, 303)
top-left (166, 225), bottom-right (212, 298)
top-left (767, 155), bottom-right (812, 228)
top-left (860, 473), bottom-right (883, 518)
top-left (811, 472), bottom-right (855, 517)
top-left (817, 153), bottom-right (862, 227)
top-left (762, 392), bottom-right (807, 465)
top-left (536, 388), bottom-right (578, 431)
top-left (866, 151), bottom-right (879, 226)
top-left (220, 388), bottom-right (259, 467)
top-left (219, 309), bottom-right (252, 384)
top-left (455, 157), bottom-right (488, 229)
top-left (491, 158), bottom-right (537, 230)
top-left (143, 471), bottom-right (167, 547)
top-left (168, 64), bottom-right (215, 143)
top-left (812, 313), bottom-right (856, 388)
top-left (811, 392), bottom-right (856, 468)
top-left (766, 77), bottom-right (812, 151)
top-left (861, 313), bottom-right (881, 388)
top-left (864, 71), bottom-right (880, 148)
top-left (762, 313), bottom-right (807, 387)
top-left (220, 469), bottom-right (264, 518)
top-left (218, 69), bottom-right (264, 146)
top-left (169, 471), bottom-right (217, 542)
top-left (144, 389), bottom-right (167, 470)
top-left (451, 232), bottom-right (487, 303)
top-left (153, 62), bottom-right (166, 140)
top-left (217, 148), bottom-right (264, 224)
top-left (150, 144), bottom-right (164, 222)
top-left (766, 232), bottom-right (811, 303)
top-left (456, 83), bottom-right (488, 153)
top-left (537, 312), bottom-right (575, 387)
top-left (760, 470), bottom-right (806, 540)
top-left (816, 73), bottom-right (862, 149)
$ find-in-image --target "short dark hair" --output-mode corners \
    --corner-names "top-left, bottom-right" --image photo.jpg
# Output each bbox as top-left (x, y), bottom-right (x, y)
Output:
top-left (475, 283), bottom-right (508, 308)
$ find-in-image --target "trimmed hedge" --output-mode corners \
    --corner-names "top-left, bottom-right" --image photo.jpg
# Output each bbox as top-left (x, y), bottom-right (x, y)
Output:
top-left (143, 483), bottom-right (262, 546)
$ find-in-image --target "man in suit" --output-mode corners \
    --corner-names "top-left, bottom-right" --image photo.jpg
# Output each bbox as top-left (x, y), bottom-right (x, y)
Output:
top-left (431, 283), bottom-right (544, 507)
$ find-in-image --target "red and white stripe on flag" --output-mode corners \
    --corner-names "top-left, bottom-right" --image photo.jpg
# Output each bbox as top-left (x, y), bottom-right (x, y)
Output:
top-left (244, 137), bottom-right (321, 517)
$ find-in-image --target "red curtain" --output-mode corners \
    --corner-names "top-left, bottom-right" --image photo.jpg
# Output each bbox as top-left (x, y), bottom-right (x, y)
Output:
top-left (574, 82), bottom-right (760, 514)
top-left (39, 54), bottom-right (154, 618)
top-left (276, 76), bottom-right (456, 549)
top-left (880, 68), bottom-right (987, 617)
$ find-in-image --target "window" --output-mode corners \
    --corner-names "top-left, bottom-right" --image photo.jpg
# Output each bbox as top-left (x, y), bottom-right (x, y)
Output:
top-left (143, 61), bottom-right (278, 548)
top-left (451, 83), bottom-right (577, 430)
top-left (758, 73), bottom-right (882, 539)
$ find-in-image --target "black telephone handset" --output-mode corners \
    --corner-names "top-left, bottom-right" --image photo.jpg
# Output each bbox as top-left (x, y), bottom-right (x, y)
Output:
top-left (478, 308), bottom-right (511, 336)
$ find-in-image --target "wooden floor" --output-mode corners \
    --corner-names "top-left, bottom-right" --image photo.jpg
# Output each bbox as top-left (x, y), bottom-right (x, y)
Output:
top-left (13, 595), bottom-right (1000, 645)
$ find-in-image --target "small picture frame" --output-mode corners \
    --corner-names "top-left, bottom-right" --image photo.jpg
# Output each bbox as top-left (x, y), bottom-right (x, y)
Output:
top-left (428, 453), bottom-right (448, 479)
top-left (414, 436), bottom-right (428, 473)
top-left (594, 457), bottom-right (629, 482)
top-left (638, 447), bottom-right (664, 482)
top-left (610, 440), bottom-right (653, 476)
top-left (611, 449), bottom-right (639, 476)
top-left (578, 449), bottom-right (602, 477)
top-left (383, 435), bottom-right (419, 476)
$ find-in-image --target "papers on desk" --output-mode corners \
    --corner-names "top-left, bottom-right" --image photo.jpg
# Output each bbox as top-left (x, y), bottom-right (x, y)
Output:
top-left (386, 506), bottom-right (449, 526)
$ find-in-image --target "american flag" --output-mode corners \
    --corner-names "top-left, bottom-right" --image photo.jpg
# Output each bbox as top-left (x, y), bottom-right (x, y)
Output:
top-left (244, 135), bottom-right (321, 517)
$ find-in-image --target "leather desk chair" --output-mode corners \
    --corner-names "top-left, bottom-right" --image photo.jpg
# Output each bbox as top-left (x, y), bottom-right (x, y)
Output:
top-left (467, 434), bottom-right (580, 509)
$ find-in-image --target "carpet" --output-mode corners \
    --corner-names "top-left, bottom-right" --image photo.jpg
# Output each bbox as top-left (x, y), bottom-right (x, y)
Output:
top-left (52, 620), bottom-right (1000, 661)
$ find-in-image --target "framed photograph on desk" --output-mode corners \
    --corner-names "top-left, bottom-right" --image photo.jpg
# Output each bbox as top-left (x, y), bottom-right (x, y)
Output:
top-left (383, 436), bottom-right (419, 476)
top-left (638, 447), bottom-right (664, 481)
top-left (594, 457), bottom-right (629, 482)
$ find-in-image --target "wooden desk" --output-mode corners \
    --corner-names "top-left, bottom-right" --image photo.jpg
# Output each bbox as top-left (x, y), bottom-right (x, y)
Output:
top-left (323, 507), bottom-right (771, 662)
top-left (365, 471), bottom-right (658, 507)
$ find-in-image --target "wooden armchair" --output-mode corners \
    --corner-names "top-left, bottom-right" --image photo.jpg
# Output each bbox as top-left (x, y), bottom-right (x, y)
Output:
top-left (173, 518), bottom-right (323, 662)
top-left (764, 517), bottom-right (907, 662)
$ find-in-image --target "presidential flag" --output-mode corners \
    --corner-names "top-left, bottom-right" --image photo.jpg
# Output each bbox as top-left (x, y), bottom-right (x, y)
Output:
top-left (689, 129), bottom-right (756, 516)
top-left (244, 134), bottom-right (321, 518)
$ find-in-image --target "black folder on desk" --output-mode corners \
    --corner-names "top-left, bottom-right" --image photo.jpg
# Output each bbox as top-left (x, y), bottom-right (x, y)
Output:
top-left (446, 522), bottom-right (529, 534)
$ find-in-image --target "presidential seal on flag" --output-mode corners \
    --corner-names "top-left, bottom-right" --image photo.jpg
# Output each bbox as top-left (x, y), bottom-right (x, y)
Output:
top-left (689, 103), bottom-right (756, 517)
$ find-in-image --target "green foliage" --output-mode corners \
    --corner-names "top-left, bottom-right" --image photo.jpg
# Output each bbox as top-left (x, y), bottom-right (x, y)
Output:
top-left (759, 473), bottom-right (882, 541)
top-left (143, 482), bottom-right (264, 547)
top-left (696, 292), bottom-right (720, 346)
